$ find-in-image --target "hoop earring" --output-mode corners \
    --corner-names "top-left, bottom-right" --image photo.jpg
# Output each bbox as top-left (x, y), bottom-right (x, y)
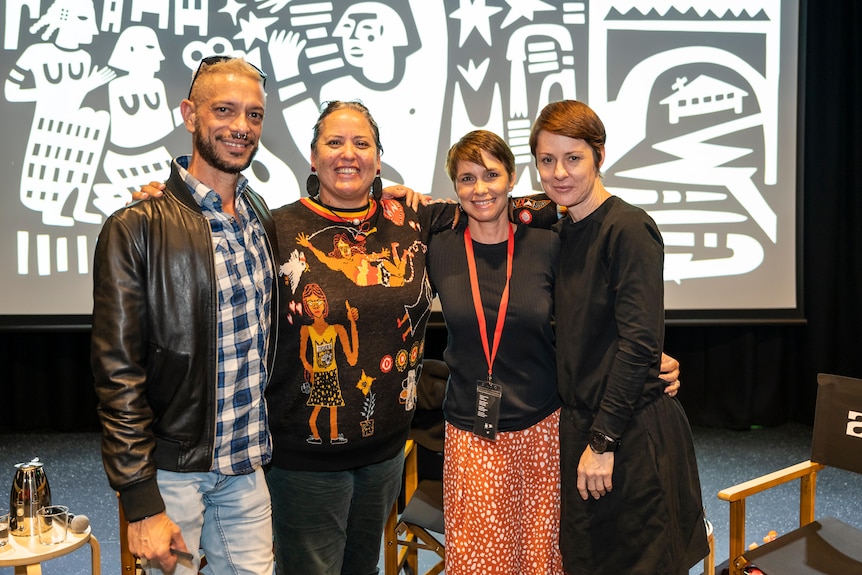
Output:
top-left (306, 167), bottom-right (320, 198)
top-left (371, 169), bottom-right (383, 200)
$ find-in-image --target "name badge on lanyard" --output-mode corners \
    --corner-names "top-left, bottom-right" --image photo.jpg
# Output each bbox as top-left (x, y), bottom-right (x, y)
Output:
top-left (464, 224), bottom-right (513, 442)
top-left (474, 377), bottom-right (503, 440)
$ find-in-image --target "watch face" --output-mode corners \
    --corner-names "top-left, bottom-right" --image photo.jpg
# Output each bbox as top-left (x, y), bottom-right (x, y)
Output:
top-left (590, 433), bottom-right (608, 453)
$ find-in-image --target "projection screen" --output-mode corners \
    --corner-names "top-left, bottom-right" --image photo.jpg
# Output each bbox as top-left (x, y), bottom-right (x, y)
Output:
top-left (0, 0), bottom-right (800, 326)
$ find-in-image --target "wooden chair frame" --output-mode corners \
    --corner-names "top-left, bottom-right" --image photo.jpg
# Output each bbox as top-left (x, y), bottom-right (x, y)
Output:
top-left (393, 519), bottom-right (445, 575)
top-left (383, 440), bottom-right (419, 575)
top-left (118, 496), bottom-right (138, 575)
top-left (717, 459), bottom-right (826, 575)
top-left (704, 518), bottom-right (716, 575)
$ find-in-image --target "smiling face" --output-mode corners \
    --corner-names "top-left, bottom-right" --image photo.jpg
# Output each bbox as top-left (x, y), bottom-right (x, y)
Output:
top-left (534, 130), bottom-right (608, 221)
top-left (311, 107), bottom-right (381, 209)
top-left (185, 71), bottom-right (265, 177)
top-left (454, 150), bottom-right (515, 231)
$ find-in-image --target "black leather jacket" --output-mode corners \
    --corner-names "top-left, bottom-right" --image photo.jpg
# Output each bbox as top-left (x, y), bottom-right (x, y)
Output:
top-left (91, 163), bottom-right (280, 522)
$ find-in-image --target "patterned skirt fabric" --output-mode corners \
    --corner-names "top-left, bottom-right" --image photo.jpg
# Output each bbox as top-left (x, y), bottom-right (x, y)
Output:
top-left (443, 410), bottom-right (564, 575)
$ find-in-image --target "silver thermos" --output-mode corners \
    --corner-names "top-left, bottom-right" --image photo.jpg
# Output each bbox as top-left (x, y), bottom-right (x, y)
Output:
top-left (9, 457), bottom-right (52, 536)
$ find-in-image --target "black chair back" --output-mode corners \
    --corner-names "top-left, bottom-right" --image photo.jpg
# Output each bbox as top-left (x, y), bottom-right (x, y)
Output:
top-left (811, 373), bottom-right (862, 474)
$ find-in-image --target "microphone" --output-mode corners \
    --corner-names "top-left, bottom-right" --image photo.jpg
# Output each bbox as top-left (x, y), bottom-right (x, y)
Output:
top-left (69, 513), bottom-right (90, 534)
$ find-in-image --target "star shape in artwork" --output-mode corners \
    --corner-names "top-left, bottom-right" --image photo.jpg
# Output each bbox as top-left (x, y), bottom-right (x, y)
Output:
top-left (219, 0), bottom-right (245, 26)
top-left (233, 11), bottom-right (279, 50)
top-left (449, 0), bottom-right (503, 48)
top-left (500, 0), bottom-right (555, 28)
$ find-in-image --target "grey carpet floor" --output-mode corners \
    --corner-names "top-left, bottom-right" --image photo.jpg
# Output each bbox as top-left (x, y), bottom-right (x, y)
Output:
top-left (1, 422), bottom-right (860, 574)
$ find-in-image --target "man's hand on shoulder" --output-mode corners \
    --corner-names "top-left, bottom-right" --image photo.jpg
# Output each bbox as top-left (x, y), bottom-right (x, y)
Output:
top-left (130, 181), bottom-right (166, 203)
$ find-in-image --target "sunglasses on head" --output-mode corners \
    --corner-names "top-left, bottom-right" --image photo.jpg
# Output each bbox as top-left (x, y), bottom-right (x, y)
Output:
top-left (188, 55), bottom-right (267, 98)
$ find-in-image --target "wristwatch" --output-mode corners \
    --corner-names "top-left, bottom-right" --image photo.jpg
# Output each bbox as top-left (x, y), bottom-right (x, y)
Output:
top-left (588, 430), bottom-right (620, 454)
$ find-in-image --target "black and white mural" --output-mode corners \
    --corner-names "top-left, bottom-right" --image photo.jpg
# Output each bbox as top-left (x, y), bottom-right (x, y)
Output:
top-left (1, 0), bottom-right (799, 318)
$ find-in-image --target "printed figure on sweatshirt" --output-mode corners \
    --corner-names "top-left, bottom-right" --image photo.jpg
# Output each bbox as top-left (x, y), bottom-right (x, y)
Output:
top-left (296, 228), bottom-right (422, 287)
top-left (299, 282), bottom-right (359, 445)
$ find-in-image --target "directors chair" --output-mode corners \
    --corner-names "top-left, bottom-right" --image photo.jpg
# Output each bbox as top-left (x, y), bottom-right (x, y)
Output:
top-left (384, 359), bottom-right (447, 575)
top-left (718, 373), bottom-right (862, 575)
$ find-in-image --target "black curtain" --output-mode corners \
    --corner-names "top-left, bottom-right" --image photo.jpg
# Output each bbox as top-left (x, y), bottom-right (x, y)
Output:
top-left (1, 0), bottom-right (860, 433)
top-left (0, 330), bottom-right (100, 432)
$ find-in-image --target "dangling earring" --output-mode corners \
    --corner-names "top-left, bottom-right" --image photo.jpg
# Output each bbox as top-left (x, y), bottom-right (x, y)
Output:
top-left (508, 195), bottom-right (514, 223)
top-left (371, 169), bottom-right (383, 200)
top-left (306, 167), bottom-right (320, 198)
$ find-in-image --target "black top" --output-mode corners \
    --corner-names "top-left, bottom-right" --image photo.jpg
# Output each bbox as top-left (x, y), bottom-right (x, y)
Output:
top-left (428, 223), bottom-right (561, 432)
top-left (554, 195), bottom-right (665, 439)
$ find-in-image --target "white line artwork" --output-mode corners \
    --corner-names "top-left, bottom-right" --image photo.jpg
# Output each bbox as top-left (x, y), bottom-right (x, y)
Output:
top-left (0, 0), bottom-right (798, 314)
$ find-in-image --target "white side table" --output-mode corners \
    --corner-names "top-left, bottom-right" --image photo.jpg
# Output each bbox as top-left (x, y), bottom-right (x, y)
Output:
top-left (0, 526), bottom-right (100, 575)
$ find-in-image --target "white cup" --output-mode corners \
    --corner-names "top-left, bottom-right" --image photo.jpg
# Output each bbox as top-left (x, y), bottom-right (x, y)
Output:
top-left (36, 505), bottom-right (68, 545)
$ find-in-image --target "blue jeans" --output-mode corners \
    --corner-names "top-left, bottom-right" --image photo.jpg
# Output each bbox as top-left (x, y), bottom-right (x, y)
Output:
top-left (267, 452), bottom-right (404, 575)
top-left (150, 468), bottom-right (273, 575)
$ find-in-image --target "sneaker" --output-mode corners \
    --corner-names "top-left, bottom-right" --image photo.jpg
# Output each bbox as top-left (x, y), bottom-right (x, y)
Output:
top-left (306, 435), bottom-right (322, 445)
top-left (330, 434), bottom-right (348, 445)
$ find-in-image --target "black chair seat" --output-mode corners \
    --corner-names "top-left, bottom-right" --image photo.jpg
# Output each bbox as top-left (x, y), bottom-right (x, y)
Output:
top-left (400, 479), bottom-right (444, 534)
top-left (742, 517), bottom-right (862, 574)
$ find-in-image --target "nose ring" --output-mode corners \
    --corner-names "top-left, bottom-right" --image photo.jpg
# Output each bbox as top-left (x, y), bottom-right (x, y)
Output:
top-left (234, 132), bottom-right (247, 140)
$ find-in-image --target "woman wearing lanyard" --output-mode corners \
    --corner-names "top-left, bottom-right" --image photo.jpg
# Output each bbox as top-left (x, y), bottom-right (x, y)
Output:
top-left (427, 130), bottom-right (563, 575)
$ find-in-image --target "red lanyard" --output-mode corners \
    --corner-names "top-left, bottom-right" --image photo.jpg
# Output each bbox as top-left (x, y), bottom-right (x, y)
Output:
top-left (464, 224), bottom-right (514, 381)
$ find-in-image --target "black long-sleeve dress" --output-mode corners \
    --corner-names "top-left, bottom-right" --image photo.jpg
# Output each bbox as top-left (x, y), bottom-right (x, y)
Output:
top-left (555, 196), bottom-right (708, 575)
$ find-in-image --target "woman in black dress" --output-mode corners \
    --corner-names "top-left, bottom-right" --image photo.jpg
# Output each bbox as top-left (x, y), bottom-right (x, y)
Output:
top-left (530, 100), bottom-right (709, 575)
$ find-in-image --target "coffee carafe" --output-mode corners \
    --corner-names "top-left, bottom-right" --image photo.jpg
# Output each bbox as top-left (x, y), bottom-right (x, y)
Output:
top-left (9, 457), bottom-right (52, 536)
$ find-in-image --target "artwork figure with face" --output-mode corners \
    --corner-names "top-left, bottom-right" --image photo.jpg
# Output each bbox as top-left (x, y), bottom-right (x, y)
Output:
top-left (87, 26), bottom-right (178, 218)
top-left (333, 2), bottom-right (408, 84)
top-left (266, 0), bottom-right (446, 191)
top-left (4, 0), bottom-right (115, 226)
top-left (4, 0), bottom-right (115, 115)
top-left (298, 283), bottom-right (359, 445)
top-left (297, 229), bottom-right (424, 288)
top-left (107, 26), bottom-right (174, 148)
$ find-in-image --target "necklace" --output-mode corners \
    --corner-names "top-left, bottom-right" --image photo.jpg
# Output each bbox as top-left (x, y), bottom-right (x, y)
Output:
top-left (311, 197), bottom-right (373, 225)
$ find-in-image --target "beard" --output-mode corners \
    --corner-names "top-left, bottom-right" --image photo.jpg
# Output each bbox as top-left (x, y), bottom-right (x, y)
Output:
top-left (193, 126), bottom-right (258, 175)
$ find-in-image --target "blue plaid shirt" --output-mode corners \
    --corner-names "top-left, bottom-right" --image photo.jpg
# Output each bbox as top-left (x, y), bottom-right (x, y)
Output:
top-left (175, 156), bottom-right (273, 475)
